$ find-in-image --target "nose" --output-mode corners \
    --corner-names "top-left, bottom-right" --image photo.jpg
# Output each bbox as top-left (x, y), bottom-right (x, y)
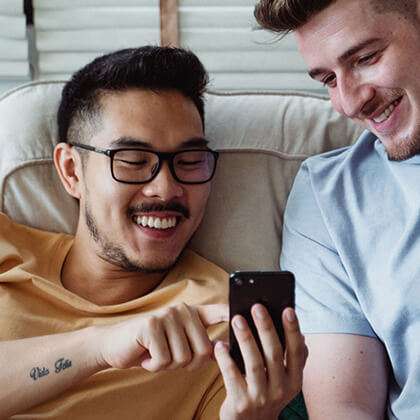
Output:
top-left (332, 75), bottom-right (375, 119)
top-left (141, 161), bottom-right (183, 201)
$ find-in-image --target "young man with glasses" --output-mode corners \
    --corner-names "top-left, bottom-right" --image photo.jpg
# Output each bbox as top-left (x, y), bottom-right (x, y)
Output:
top-left (0, 46), bottom-right (306, 419)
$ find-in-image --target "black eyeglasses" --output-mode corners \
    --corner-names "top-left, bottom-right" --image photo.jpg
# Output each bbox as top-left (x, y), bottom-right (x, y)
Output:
top-left (70, 142), bottom-right (219, 185)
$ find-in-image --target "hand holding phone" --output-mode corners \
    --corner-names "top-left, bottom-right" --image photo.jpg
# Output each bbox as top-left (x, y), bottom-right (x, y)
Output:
top-left (229, 271), bottom-right (295, 373)
top-left (213, 270), bottom-right (305, 419)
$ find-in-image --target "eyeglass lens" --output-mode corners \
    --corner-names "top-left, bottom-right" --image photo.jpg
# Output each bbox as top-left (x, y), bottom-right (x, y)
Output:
top-left (112, 150), bottom-right (216, 183)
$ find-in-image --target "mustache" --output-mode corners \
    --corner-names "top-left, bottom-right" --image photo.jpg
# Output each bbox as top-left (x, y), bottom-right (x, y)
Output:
top-left (361, 89), bottom-right (404, 118)
top-left (127, 202), bottom-right (190, 219)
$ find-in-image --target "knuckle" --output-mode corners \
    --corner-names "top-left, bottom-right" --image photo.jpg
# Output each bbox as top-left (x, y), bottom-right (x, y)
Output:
top-left (238, 331), bottom-right (253, 343)
top-left (267, 348), bottom-right (283, 364)
top-left (176, 302), bottom-right (191, 316)
top-left (199, 342), bottom-right (213, 358)
top-left (159, 354), bottom-right (171, 367)
top-left (195, 352), bottom-right (211, 366)
top-left (145, 316), bottom-right (159, 330)
top-left (248, 361), bottom-right (265, 376)
top-left (166, 306), bottom-right (177, 318)
top-left (255, 396), bottom-right (267, 409)
top-left (258, 317), bottom-right (274, 331)
top-left (178, 353), bottom-right (192, 367)
top-left (272, 388), bottom-right (286, 404)
top-left (235, 400), bottom-right (252, 416)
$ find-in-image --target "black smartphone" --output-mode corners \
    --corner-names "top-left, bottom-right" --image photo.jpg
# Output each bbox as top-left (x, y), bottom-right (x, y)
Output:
top-left (229, 271), bottom-right (295, 374)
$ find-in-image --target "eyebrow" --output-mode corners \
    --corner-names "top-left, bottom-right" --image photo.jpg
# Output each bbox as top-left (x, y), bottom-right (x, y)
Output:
top-left (109, 136), bottom-right (209, 150)
top-left (110, 137), bottom-right (150, 148)
top-left (181, 137), bottom-right (209, 148)
top-left (308, 37), bottom-right (382, 80)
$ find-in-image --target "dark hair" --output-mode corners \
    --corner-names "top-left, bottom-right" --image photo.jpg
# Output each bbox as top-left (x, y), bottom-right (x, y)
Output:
top-left (254, 0), bottom-right (333, 34)
top-left (57, 46), bottom-right (209, 144)
top-left (254, 0), bottom-right (417, 34)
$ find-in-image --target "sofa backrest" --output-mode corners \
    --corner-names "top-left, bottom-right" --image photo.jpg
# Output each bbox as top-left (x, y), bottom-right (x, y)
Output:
top-left (0, 82), bottom-right (362, 272)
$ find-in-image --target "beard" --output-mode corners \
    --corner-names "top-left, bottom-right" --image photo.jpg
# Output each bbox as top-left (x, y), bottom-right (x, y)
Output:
top-left (364, 88), bottom-right (420, 161)
top-left (84, 202), bottom-right (183, 274)
top-left (385, 128), bottom-right (420, 161)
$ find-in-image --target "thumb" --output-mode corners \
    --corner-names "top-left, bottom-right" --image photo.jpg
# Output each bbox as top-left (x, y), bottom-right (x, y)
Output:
top-left (197, 304), bottom-right (229, 327)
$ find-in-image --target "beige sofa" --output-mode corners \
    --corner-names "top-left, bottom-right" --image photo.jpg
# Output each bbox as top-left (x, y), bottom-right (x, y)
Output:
top-left (0, 81), bottom-right (362, 273)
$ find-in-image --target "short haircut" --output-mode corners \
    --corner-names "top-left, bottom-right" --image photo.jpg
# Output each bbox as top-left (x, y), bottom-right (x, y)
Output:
top-left (57, 46), bottom-right (209, 145)
top-left (254, 0), bottom-right (417, 34)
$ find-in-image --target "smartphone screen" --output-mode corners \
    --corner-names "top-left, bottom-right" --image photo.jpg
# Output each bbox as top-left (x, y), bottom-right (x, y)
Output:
top-left (229, 271), bottom-right (295, 374)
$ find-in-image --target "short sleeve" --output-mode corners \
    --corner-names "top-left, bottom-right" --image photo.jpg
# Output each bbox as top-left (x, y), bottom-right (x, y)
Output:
top-left (281, 163), bottom-right (375, 338)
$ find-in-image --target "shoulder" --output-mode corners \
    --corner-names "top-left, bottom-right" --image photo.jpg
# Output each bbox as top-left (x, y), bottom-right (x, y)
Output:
top-left (284, 130), bottom-right (380, 243)
top-left (174, 249), bottom-right (229, 303)
top-left (288, 131), bottom-right (379, 212)
top-left (179, 249), bottom-right (228, 283)
top-left (302, 130), bottom-right (379, 189)
top-left (0, 211), bottom-right (72, 264)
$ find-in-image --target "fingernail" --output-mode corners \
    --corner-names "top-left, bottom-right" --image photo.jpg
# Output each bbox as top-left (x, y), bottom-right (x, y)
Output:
top-left (286, 308), bottom-right (296, 322)
top-left (254, 304), bottom-right (266, 319)
top-left (233, 316), bottom-right (247, 330)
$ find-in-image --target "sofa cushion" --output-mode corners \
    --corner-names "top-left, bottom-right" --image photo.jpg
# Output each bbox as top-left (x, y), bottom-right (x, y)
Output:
top-left (0, 82), bottom-right (362, 272)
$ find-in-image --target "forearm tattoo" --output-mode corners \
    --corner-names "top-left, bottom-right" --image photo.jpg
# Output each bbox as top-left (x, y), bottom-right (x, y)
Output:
top-left (30, 358), bottom-right (72, 381)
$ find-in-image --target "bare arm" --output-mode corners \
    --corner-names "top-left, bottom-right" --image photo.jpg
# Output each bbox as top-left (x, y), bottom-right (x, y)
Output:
top-left (0, 303), bottom-right (228, 418)
top-left (303, 334), bottom-right (389, 420)
top-left (0, 327), bottom-right (104, 419)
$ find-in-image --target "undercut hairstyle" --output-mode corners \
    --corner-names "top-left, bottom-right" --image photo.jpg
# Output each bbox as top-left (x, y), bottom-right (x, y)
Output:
top-left (57, 46), bottom-right (209, 146)
top-left (254, 0), bottom-right (418, 34)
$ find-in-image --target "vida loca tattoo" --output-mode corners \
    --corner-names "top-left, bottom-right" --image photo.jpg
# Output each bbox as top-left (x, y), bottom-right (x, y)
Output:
top-left (30, 358), bottom-right (72, 381)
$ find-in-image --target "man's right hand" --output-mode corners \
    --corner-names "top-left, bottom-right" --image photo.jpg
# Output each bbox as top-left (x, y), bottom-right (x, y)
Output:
top-left (98, 303), bottom-right (229, 372)
top-left (0, 303), bottom-right (228, 418)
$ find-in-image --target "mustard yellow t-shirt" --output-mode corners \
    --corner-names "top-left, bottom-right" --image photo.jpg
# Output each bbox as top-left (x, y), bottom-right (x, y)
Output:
top-left (0, 212), bottom-right (228, 419)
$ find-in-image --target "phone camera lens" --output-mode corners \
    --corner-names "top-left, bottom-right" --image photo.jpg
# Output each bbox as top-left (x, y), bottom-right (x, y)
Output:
top-left (249, 278), bottom-right (255, 284)
top-left (235, 277), bottom-right (243, 286)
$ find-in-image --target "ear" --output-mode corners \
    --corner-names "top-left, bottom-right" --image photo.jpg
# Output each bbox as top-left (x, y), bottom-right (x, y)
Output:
top-left (54, 143), bottom-right (83, 200)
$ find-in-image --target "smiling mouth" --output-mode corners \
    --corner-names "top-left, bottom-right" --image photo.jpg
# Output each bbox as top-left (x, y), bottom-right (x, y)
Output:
top-left (132, 215), bottom-right (178, 230)
top-left (371, 96), bottom-right (403, 124)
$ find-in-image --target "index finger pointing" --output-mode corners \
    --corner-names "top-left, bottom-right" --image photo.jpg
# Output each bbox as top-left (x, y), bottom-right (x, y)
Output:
top-left (197, 304), bottom-right (229, 327)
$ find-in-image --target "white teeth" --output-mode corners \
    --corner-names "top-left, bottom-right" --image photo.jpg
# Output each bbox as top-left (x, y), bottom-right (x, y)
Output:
top-left (154, 219), bottom-right (161, 229)
top-left (373, 101), bottom-right (398, 123)
top-left (133, 215), bottom-right (178, 230)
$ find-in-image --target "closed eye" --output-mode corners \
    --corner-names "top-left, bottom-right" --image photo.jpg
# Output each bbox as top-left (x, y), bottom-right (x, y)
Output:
top-left (356, 52), bottom-right (378, 66)
top-left (322, 74), bottom-right (337, 88)
top-left (177, 160), bottom-right (205, 172)
top-left (178, 160), bottom-right (203, 165)
top-left (115, 159), bottom-right (149, 166)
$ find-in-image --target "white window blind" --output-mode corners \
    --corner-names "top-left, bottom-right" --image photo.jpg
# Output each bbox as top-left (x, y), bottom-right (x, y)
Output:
top-left (33, 0), bottom-right (160, 80)
top-left (1, 0), bottom-right (324, 93)
top-left (0, 0), bottom-right (30, 92)
top-left (178, 0), bottom-right (323, 92)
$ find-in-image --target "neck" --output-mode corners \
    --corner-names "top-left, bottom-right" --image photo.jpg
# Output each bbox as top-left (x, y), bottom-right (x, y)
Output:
top-left (61, 236), bottom-right (166, 306)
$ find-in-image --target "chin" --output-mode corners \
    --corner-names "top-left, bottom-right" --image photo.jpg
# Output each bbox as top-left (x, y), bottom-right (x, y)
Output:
top-left (132, 255), bottom-right (179, 274)
top-left (385, 139), bottom-right (420, 161)
top-left (100, 240), bottom-right (182, 273)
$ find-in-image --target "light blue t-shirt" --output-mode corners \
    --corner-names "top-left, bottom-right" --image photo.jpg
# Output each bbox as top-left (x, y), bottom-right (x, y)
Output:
top-left (281, 130), bottom-right (420, 420)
